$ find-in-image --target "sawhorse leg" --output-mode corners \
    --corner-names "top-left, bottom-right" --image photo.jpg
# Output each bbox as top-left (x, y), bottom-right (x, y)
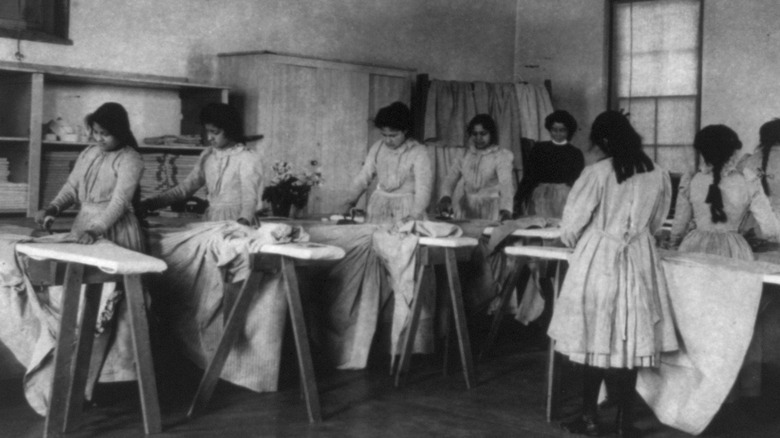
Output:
top-left (124, 274), bottom-right (162, 434)
top-left (394, 247), bottom-right (429, 388)
top-left (188, 270), bottom-right (265, 418)
top-left (443, 248), bottom-right (475, 389)
top-left (281, 257), bottom-right (322, 423)
top-left (480, 256), bottom-right (532, 361)
top-left (546, 260), bottom-right (564, 422)
top-left (46, 263), bottom-right (100, 437)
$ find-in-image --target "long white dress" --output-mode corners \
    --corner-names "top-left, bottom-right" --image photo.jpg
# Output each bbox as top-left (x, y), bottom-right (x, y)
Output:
top-left (547, 158), bottom-right (678, 368)
top-left (346, 138), bottom-right (433, 224)
top-left (439, 144), bottom-right (515, 221)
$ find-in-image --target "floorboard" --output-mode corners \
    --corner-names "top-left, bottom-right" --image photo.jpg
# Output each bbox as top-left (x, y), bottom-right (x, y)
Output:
top-left (2, 318), bottom-right (780, 437)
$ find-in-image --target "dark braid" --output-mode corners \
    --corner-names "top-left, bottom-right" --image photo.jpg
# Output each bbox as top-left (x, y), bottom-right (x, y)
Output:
top-left (694, 125), bottom-right (742, 224)
top-left (705, 162), bottom-right (727, 223)
top-left (758, 119), bottom-right (780, 195)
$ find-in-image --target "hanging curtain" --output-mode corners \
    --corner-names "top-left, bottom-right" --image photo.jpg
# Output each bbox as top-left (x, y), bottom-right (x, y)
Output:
top-left (422, 79), bottom-right (553, 213)
top-left (514, 82), bottom-right (555, 169)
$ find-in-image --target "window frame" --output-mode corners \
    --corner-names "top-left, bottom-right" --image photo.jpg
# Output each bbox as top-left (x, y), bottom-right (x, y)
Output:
top-left (0, 0), bottom-right (71, 45)
top-left (607, 0), bottom-right (704, 172)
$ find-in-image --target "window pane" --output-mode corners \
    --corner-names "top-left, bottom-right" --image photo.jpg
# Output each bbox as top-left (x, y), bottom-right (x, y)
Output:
top-left (657, 145), bottom-right (696, 175)
top-left (657, 97), bottom-right (696, 145)
top-left (619, 98), bottom-right (656, 145)
top-left (615, 0), bottom-right (700, 97)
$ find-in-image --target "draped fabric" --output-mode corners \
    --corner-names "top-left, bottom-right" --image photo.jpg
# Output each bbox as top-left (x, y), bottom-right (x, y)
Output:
top-left (146, 221), bottom-right (308, 393)
top-left (423, 79), bottom-right (553, 214)
top-left (0, 231), bottom-right (145, 416)
top-left (637, 251), bottom-right (779, 435)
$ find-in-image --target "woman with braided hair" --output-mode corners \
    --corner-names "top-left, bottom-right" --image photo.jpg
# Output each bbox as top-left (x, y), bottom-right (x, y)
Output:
top-left (669, 124), bottom-right (780, 258)
top-left (669, 125), bottom-right (780, 402)
top-left (549, 111), bottom-right (677, 437)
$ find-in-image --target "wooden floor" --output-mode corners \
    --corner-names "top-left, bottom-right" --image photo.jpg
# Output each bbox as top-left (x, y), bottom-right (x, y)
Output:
top-left (2, 318), bottom-right (780, 437)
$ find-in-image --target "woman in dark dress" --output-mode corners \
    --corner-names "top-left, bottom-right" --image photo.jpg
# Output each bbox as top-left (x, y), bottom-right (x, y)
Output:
top-left (515, 110), bottom-right (584, 218)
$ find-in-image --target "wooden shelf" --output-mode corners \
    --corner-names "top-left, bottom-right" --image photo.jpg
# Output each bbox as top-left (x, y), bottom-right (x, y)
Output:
top-left (0, 60), bottom-right (227, 91)
top-left (139, 145), bottom-right (204, 152)
top-left (43, 141), bottom-right (91, 148)
top-left (0, 62), bottom-right (229, 217)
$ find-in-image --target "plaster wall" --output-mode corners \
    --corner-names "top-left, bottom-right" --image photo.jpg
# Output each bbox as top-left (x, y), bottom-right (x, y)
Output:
top-left (514, 0), bottom-right (608, 151)
top-left (700, 0), bottom-right (780, 152)
top-left (0, 0), bottom-right (517, 83)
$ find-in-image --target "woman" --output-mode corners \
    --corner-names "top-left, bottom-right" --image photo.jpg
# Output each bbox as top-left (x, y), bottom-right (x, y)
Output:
top-left (739, 118), bottom-right (780, 214)
top-left (35, 102), bottom-right (144, 250)
top-left (548, 111), bottom-right (677, 437)
top-left (33, 101), bottom-right (146, 395)
top-left (515, 109), bottom-right (584, 218)
top-left (437, 114), bottom-right (515, 221)
top-left (343, 102), bottom-right (433, 224)
top-left (670, 125), bottom-right (780, 401)
top-left (670, 124), bottom-right (780, 256)
top-left (141, 103), bottom-right (262, 225)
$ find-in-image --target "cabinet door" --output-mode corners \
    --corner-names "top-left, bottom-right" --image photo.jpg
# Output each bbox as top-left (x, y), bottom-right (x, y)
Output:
top-left (220, 54), bottom-right (413, 217)
top-left (315, 68), bottom-right (370, 215)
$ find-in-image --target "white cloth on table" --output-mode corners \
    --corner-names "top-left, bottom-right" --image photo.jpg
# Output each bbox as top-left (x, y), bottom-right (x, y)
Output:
top-left (637, 251), bottom-right (780, 435)
top-left (0, 231), bottom-right (137, 416)
top-left (146, 221), bottom-right (307, 393)
top-left (307, 220), bottom-right (463, 369)
top-left (306, 224), bottom-right (384, 369)
top-left (372, 221), bottom-right (463, 358)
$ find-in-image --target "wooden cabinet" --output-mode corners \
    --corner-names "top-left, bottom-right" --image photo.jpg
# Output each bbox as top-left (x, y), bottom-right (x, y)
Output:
top-left (218, 52), bottom-right (414, 216)
top-left (0, 61), bottom-right (227, 216)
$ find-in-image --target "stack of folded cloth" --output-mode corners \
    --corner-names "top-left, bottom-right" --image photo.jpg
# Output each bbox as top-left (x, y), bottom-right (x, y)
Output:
top-left (0, 158), bottom-right (27, 210)
top-left (142, 135), bottom-right (203, 147)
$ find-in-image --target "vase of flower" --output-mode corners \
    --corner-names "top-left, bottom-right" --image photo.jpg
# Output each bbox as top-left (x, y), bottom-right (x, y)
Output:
top-left (262, 160), bottom-right (323, 218)
top-left (271, 200), bottom-right (293, 217)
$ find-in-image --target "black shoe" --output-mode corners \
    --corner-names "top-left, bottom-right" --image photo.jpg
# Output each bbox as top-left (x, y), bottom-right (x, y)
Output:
top-left (561, 414), bottom-right (602, 436)
top-left (616, 407), bottom-right (640, 438)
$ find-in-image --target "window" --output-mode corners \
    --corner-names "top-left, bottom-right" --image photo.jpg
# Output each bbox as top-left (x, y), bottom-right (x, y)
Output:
top-left (0, 0), bottom-right (70, 44)
top-left (609, 0), bottom-right (702, 175)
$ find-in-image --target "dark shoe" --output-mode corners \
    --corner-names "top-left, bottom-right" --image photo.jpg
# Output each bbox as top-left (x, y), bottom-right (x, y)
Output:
top-left (561, 414), bottom-right (601, 436)
top-left (616, 407), bottom-right (640, 438)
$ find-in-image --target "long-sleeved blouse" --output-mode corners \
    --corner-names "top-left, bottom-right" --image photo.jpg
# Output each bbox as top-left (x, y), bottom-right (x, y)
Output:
top-left (547, 158), bottom-right (677, 368)
top-left (345, 138), bottom-right (433, 222)
top-left (147, 144), bottom-right (262, 222)
top-left (740, 146), bottom-right (780, 212)
top-left (49, 145), bottom-right (144, 249)
top-left (670, 166), bottom-right (780, 259)
top-left (440, 145), bottom-right (515, 217)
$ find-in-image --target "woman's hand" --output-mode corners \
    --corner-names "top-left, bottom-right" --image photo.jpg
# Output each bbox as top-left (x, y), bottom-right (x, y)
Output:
top-left (401, 213), bottom-right (422, 223)
top-left (437, 196), bottom-right (453, 215)
top-left (34, 206), bottom-right (58, 231)
top-left (137, 199), bottom-right (155, 218)
top-left (76, 230), bottom-right (99, 245)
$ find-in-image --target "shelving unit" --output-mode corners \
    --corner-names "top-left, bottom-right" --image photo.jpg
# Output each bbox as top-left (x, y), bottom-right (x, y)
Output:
top-left (0, 61), bottom-right (228, 216)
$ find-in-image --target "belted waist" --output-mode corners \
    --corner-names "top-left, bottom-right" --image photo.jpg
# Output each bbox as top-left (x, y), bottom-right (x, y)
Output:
top-left (594, 229), bottom-right (661, 341)
top-left (373, 187), bottom-right (414, 197)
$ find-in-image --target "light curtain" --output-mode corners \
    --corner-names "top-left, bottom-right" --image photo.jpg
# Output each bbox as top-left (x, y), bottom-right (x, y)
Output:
top-left (422, 79), bottom-right (553, 213)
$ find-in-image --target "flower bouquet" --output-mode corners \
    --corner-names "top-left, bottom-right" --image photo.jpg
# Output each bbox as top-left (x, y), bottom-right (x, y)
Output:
top-left (262, 160), bottom-right (323, 217)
